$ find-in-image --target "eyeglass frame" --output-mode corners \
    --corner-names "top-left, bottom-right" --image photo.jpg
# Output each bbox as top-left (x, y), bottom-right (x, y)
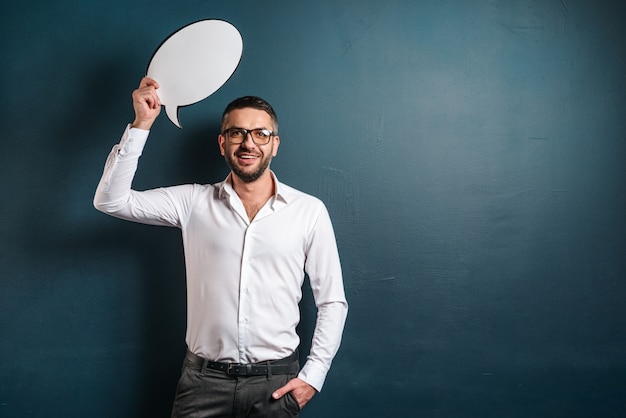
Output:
top-left (221, 127), bottom-right (276, 145)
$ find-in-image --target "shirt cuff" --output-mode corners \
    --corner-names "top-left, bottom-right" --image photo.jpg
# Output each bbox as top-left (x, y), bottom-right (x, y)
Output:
top-left (298, 360), bottom-right (328, 392)
top-left (118, 124), bottom-right (149, 157)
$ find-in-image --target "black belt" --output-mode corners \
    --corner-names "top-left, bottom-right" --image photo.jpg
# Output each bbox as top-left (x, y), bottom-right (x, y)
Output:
top-left (185, 350), bottom-right (299, 377)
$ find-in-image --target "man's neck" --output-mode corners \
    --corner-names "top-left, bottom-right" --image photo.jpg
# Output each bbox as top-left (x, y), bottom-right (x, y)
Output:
top-left (231, 171), bottom-right (275, 220)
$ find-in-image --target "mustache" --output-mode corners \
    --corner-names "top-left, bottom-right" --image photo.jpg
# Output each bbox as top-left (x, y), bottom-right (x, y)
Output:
top-left (235, 146), bottom-right (261, 156)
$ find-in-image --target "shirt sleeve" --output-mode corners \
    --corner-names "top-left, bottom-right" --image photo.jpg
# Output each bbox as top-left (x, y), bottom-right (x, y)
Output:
top-left (93, 125), bottom-right (191, 227)
top-left (298, 204), bottom-right (348, 391)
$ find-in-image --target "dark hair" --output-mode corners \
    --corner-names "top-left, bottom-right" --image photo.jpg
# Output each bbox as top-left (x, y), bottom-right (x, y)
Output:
top-left (221, 96), bottom-right (278, 133)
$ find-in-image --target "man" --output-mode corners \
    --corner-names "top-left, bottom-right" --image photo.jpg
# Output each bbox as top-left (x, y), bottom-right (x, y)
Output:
top-left (93, 77), bottom-right (348, 417)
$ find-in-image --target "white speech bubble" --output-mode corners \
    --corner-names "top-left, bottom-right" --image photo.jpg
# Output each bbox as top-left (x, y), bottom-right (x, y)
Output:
top-left (146, 19), bottom-right (243, 128)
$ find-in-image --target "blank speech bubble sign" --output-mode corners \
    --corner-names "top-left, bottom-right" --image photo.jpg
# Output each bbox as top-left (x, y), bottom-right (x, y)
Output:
top-left (147, 19), bottom-right (243, 128)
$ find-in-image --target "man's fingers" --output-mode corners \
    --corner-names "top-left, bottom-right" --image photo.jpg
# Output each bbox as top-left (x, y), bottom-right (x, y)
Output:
top-left (272, 378), bottom-right (316, 409)
top-left (272, 380), bottom-right (294, 399)
top-left (132, 87), bottom-right (161, 109)
top-left (130, 77), bottom-right (162, 130)
top-left (135, 78), bottom-right (161, 108)
top-left (139, 77), bottom-right (160, 90)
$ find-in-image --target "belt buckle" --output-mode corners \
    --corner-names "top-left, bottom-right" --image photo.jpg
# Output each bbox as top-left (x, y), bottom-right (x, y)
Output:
top-left (226, 363), bottom-right (254, 376)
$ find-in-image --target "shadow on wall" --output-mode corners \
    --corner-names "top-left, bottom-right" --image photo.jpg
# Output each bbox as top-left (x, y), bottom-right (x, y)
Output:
top-left (10, 60), bottom-right (229, 415)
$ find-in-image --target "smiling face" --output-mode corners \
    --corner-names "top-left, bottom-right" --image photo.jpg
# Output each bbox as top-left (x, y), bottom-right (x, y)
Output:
top-left (219, 107), bottom-right (280, 183)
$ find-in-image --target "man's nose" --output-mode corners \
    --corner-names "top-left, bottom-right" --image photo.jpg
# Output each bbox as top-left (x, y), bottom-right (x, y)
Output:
top-left (242, 131), bottom-right (256, 146)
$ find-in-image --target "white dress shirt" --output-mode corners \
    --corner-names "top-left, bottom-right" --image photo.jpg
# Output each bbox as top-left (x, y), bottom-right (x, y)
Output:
top-left (93, 125), bottom-right (348, 391)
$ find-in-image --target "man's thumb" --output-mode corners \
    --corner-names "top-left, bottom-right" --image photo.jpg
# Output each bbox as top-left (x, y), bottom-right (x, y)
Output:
top-left (272, 382), bottom-right (291, 399)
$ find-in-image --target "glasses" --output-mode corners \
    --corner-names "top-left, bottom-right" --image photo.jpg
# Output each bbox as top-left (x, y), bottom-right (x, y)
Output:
top-left (222, 128), bottom-right (275, 145)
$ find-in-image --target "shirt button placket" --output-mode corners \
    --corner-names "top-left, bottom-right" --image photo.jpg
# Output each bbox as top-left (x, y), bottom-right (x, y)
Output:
top-left (238, 225), bottom-right (253, 362)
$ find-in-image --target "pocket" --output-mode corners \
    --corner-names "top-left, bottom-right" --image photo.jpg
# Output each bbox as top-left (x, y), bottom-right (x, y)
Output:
top-left (285, 392), bottom-right (301, 414)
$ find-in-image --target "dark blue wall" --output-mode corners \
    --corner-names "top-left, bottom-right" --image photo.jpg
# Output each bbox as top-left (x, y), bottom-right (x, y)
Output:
top-left (1, 1), bottom-right (625, 417)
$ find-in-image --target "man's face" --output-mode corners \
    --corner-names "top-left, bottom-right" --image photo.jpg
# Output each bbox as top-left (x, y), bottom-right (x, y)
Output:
top-left (219, 108), bottom-right (280, 183)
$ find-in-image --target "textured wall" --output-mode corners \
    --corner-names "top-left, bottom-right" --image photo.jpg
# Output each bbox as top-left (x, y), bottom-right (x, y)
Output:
top-left (1, 1), bottom-right (625, 416)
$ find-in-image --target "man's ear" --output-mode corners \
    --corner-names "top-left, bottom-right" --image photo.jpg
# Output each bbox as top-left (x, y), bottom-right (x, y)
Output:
top-left (218, 134), bottom-right (226, 156)
top-left (272, 135), bottom-right (280, 157)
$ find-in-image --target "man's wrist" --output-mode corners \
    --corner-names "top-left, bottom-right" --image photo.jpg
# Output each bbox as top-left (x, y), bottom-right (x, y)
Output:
top-left (130, 120), bottom-right (153, 131)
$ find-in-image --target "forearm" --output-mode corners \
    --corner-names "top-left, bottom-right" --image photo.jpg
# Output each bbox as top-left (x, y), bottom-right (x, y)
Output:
top-left (298, 299), bottom-right (348, 392)
top-left (298, 204), bottom-right (349, 391)
top-left (93, 125), bottom-right (149, 214)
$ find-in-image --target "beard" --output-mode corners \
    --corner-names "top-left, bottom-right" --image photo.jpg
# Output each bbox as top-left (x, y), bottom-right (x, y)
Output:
top-left (225, 147), bottom-right (273, 183)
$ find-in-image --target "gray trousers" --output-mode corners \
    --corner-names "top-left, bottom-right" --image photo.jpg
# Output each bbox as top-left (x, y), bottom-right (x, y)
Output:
top-left (171, 356), bottom-right (301, 418)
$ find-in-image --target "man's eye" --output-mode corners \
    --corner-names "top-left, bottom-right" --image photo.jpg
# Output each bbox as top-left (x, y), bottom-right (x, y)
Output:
top-left (230, 129), bottom-right (245, 137)
top-left (255, 129), bottom-right (270, 138)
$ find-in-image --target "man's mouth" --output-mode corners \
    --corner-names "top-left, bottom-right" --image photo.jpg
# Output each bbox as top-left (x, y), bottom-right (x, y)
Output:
top-left (237, 153), bottom-right (260, 164)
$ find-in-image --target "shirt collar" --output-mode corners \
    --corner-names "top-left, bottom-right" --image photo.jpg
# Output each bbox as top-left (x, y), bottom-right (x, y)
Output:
top-left (218, 171), bottom-right (290, 205)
